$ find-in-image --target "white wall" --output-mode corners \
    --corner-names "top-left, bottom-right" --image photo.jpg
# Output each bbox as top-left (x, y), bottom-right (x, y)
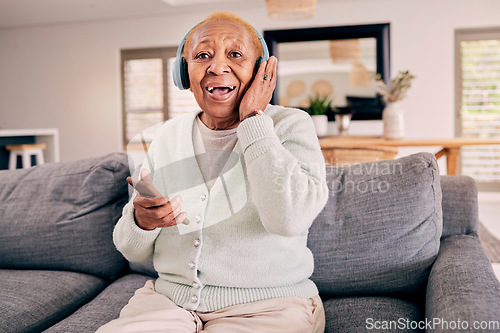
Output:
top-left (1, 0), bottom-right (499, 162)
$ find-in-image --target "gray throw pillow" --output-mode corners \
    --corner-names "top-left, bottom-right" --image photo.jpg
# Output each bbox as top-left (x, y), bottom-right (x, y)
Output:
top-left (0, 152), bottom-right (130, 279)
top-left (308, 152), bottom-right (443, 296)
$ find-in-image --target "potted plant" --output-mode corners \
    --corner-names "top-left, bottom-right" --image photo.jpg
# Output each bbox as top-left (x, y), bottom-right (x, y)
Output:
top-left (374, 70), bottom-right (416, 139)
top-left (306, 94), bottom-right (332, 136)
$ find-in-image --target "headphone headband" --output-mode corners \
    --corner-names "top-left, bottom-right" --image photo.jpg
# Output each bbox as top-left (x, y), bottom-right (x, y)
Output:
top-left (172, 23), bottom-right (269, 90)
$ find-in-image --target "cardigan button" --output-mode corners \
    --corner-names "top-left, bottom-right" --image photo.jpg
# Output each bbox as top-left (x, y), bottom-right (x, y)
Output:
top-left (188, 261), bottom-right (196, 269)
top-left (200, 194), bottom-right (207, 201)
top-left (191, 295), bottom-right (198, 303)
top-left (192, 281), bottom-right (200, 289)
top-left (193, 239), bottom-right (201, 247)
top-left (195, 215), bottom-right (202, 224)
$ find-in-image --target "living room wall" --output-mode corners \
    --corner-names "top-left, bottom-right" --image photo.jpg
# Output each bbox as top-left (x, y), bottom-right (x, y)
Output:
top-left (0, 0), bottom-right (499, 162)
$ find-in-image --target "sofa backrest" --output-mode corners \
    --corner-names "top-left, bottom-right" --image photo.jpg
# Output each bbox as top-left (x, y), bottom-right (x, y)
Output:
top-left (0, 152), bottom-right (130, 279)
top-left (308, 152), bottom-right (443, 296)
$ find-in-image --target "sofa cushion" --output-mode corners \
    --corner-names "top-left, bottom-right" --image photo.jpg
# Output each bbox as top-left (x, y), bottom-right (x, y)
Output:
top-left (0, 152), bottom-right (129, 278)
top-left (0, 269), bottom-right (107, 333)
top-left (308, 152), bottom-right (442, 296)
top-left (129, 260), bottom-right (159, 278)
top-left (323, 296), bottom-right (423, 333)
top-left (44, 273), bottom-right (151, 333)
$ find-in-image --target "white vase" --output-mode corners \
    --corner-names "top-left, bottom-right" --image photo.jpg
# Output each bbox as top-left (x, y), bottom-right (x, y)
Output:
top-left (311, 115), bottom-right (328, 136)
top-left (383, 102), bottom-right (405, 140)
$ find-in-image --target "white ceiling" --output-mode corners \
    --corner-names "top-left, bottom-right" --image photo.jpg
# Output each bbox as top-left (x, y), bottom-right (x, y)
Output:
top-left (0, 0), bottom-right (256, 30)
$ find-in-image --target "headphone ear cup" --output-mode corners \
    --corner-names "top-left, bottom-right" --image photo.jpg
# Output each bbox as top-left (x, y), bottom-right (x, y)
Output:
top-left (253, 57), bottom-right (263, 77)
top-left (172, 56), bottom-right (183, 89)
top-left (256, 56), bottom-right (263, 69)
top-left (180, 57), bottom-right (190, 89)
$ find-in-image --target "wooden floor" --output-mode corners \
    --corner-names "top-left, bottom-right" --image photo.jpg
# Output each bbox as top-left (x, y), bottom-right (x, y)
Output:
top-left (478, 199), bottom-right (500, 281)
top-left (479, 223), bottom-right (500, 263)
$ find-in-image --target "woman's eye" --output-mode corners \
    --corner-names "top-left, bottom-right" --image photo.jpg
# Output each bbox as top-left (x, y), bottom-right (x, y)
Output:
top-left (230, 52), bottom-right (242, 58)
top-left (196, 53), bottom-right (210, 59)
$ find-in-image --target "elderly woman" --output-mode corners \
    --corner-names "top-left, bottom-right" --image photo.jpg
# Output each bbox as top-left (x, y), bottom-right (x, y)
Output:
top-left (98, 11), bottom-right (328, 333)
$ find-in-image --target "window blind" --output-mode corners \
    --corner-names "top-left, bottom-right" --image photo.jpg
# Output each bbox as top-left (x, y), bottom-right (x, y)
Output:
top-left (167, 57), bottom-right (200, 118)
top-left (121, 48), bottom-right (199, 147)
top-left (457, 32), bottom-right (500, 185)
top-left (123, 58), bottom-right (165, 143)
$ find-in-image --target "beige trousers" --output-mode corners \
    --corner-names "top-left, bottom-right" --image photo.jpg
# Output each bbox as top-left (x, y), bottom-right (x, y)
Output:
top-left (97, 280), bottom-right (325, 333)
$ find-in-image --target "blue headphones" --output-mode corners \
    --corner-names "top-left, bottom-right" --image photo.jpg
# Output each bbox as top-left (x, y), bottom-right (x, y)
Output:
top-left (172, 25), bottom-right (270, 90)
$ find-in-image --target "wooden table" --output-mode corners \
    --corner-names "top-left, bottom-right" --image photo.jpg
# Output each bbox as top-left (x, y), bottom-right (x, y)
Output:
top-left (319, 136), bottom-right (500, 175)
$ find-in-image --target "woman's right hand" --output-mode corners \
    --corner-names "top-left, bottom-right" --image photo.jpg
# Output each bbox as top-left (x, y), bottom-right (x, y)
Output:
top-left (133, 194), bottom-right (187, 230)
top-left (132, 169), bottom-right (187, 230)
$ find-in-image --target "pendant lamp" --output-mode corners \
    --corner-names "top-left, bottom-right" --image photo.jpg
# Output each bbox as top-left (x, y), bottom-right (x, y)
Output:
top-left (265, 0), bottom-right (316, 20)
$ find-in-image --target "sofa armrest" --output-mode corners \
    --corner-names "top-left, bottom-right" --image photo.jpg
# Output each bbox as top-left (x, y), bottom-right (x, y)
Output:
top-left (440, 175), bottom-right (479, 238)
top-left (426, 234), bottom-right (500, 331)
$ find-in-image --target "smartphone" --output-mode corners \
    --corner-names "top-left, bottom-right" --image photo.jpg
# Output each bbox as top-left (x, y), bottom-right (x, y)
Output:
top-left (126, 176), bottom-right (163, 197)
top-left (126, 176), bottom-right (190, 225)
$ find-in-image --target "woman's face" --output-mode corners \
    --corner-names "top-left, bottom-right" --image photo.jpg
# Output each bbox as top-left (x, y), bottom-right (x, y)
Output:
top-left (185, 21), bottom-right (258, 120)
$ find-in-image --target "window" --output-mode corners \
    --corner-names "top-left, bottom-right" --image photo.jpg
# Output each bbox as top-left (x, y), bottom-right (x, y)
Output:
top-left (121, 48), bottom-right (199, 147)
top-left (456, 27), bottom-right (500, 189)
top-left (166, 57), bottom-right (201, 119)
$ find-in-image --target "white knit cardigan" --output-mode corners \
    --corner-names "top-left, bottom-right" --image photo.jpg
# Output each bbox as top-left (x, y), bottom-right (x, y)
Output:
top-left (113, 104), bottom-right (329, 312)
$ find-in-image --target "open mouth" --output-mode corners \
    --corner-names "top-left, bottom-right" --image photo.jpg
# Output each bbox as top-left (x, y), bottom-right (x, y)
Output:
top-left (205, 84), bottom-right (237, 101)
top-left (206, 86), bottom-right (236, 94)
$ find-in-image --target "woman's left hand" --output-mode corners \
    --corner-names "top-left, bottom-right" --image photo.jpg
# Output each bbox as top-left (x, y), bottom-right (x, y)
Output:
top-left (239, 56), bottom-right (277, 120)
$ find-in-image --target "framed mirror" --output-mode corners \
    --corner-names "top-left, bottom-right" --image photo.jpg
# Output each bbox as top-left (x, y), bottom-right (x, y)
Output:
top-left (264, 23), bottom-right (390, 120)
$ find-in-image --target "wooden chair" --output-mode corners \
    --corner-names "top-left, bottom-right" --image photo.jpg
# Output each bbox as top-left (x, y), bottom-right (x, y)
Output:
top-left (321, 145), bottom-right (398, 166)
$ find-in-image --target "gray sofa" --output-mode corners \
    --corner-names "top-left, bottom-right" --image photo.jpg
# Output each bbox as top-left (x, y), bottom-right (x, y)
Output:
top-left (0, 151), bottom-right (499, 332)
